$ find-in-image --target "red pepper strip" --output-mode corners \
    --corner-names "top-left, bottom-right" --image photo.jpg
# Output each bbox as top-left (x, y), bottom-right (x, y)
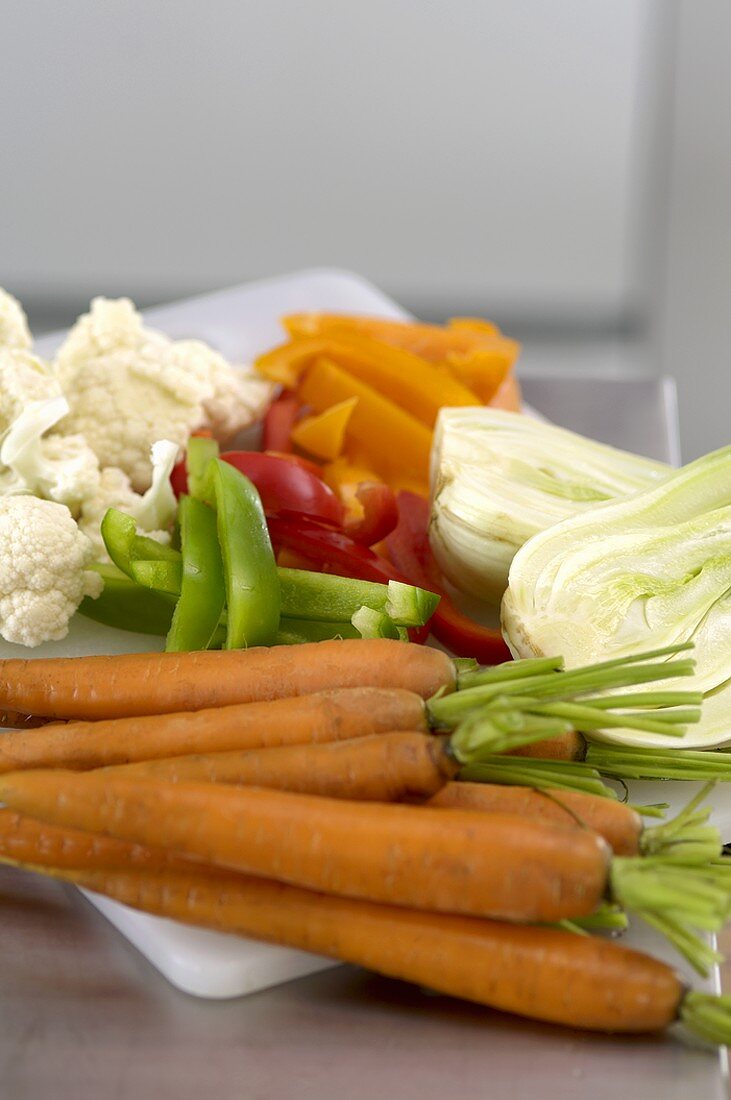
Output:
top-left (264, 451), bottom-right (324, 478)
top-left (384, 491), bottom-right (511, 665)
top-left (344, 482), bottom-right (399, 546)
top-left (172, 450), bottom-right (345, 526)
top-left (262, 391), bottom-right (301, 453)
top-left (221, 452), bottom-right (345, 526)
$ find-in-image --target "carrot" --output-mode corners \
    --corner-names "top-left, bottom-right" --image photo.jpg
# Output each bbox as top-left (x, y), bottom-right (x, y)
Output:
top-left (0, 808), bottom-right (186, 873)
top-left (0, 769), bottom-right (611, 923)
top-left (428, 783), bottom-right (643, 857)
top-left (8, 859), bottom-right (696, 1036)
top-left (109, 731), bottom-right (458, 803)
top-left (0, 688), bottom-right (426, 773)
top-left (508, 730), bottom-right (585, 761)
top-left (0, 638), bottom-right (454, 721)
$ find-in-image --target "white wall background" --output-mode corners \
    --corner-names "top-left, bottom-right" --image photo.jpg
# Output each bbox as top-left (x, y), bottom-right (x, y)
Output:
top-left (1, 0), bottom-right (657, 321)
top-left (0, 1), bottom-right (727, 459)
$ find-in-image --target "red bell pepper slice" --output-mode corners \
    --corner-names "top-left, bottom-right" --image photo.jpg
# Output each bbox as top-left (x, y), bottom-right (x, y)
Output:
top-left (384, 492), bottom-right (511, 665)
top-left (343, 482), bottom-right (399, 546)
top-left (262, 391), bottom-right (301, 453)
top-left (171, 450), bottom-right (345, 526)
top-left (221, 452), bottom-right (344, 525)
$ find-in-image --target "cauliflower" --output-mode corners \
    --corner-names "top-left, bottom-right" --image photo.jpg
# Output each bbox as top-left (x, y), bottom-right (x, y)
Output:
top-left (0, 495), bottom-right (102, 647)
top-left (0, 396), bottom-right (101, 516)
top-left (79, 439), bottom-right (179, 560)
top-left (0, 348), bottom-right (62, 435)
top-left (54, 297), bottom-right (272, 491)
top-left (0, 288), bottom-right (32, 350)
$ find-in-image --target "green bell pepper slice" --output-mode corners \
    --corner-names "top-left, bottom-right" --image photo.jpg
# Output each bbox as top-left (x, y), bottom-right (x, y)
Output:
top-left (165, 494), bottom-right (226, 652)
top-left (197, 458), bottom-right (281, 649)
top-left (101, 509), bottom-right (180, 579)
top-left (79, 564), bottom-right (177, 636)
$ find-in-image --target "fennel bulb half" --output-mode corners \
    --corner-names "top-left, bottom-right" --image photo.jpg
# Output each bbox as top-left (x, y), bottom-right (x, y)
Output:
top-left (502, 447), bottom-right (731, 748)
top-left (429, 409), bottom-right (668, 604)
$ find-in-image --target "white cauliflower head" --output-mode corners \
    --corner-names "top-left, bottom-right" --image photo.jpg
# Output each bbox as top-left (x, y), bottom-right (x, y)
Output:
top-left (78, 439), bottom-right (178, 560)
top-left (54, 297), bottom-right (272, 491)
top-left (0, 288), bottom-right (32, 350)
top-left (0, 396), bottom-right (101, 517)
top-left (0, 495), bottom-right (102, 647)
top-left (0, 349), bottom-right (62, 435)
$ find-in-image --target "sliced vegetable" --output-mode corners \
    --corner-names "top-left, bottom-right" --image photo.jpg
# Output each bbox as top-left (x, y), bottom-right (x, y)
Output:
top-left (343, 482), bottom-right (398, 545)
top-left (79, 564), bottom-right (176, 637)
top-left (197, 458), bottom-right (280, 650)
top-left (502, 447), bottom-right (731, 748)
top-left (218, 451), bottom-right (344, 525)
top-left (385, 490), bottom-right (511, 663)
top-left (298, 358), bottom-right (432, 489)
top-left (290, 398), bottom-right (357, 461)
top-left (262, 390), bottom-right (301, 453)
top-left (430, 409), bottom-right (670, 602)
top-left (100, 509), bottom-right (180, 578)
top-left (165, 495), bottom-right (225, 653)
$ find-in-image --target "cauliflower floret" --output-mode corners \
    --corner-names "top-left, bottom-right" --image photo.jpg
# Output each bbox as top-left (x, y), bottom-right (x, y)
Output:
top-left (167, 340), bottom-right (273, 441)
top-left (0, 349), bottom-right (62, 435)
top-left (54, 297), bottom-right (273, 491)
top-left (78, 440), bottom-right (178, 560)
top-left (0, 288), bottom-right (32, 350)
top-left (0, 496), bottom-right (102, 647)
top-left (0, 396), bottom-right (101, 517)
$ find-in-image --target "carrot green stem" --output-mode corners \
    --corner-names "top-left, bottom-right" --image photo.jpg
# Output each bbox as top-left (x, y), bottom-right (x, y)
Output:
top-left (640, 783), bottom-right (722, 862)
top-left (609, 857), bottom-right (731, 974)
top-left (680, 991), bottom-right (731, 1046)
top-left (459, 757), bottom-right (617, 799)
top-left (433, 656), bottom-right (697, 725)
top-left (587, 745), bottom-right (731, 782)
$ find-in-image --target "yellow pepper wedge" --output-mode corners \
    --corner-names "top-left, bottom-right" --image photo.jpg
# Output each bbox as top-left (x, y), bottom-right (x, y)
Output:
top-left (299, 358), bottom-right (433, 486)
top-left (290, 397), bottom-right (358, 461)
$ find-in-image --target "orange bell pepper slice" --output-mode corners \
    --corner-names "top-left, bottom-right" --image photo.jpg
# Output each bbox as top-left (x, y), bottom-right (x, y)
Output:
top-left (259, 333), bottom-right (479, 429)
top-left (283, 312), bottom-right (509, 364)
top-left (290, 397), bottom-right (358, 462)
top-left (299, 358), bottom-right (432, 486)
top-left (445, 341), bottom-right (521, 404)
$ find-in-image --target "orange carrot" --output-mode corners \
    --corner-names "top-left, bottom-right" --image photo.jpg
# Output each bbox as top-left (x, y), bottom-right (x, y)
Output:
top-left (0, 688), bottom-right (426, 773)
top-left (428, 783), bottom-right (643, 857)
top-left (16, 859), bottom-right (687, 1035)
top-left (0, 638), bottom-right (454, 721)
top-left (109, 731), bottom-right (457, 803)
top-left (0, 808), bottom-right (185, 873)
top-left (508, 730), bottom-right (585, 761)
top-left (0, 770), bottom-right (610, 923)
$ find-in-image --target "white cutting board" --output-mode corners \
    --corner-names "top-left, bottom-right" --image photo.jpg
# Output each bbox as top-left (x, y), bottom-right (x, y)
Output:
top-left (2, 268), bottom-right (724, 1001)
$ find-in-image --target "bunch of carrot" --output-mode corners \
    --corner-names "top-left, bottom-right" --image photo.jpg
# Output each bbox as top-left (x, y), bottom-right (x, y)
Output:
top-left (1, 637), bottom-right (731, 1044)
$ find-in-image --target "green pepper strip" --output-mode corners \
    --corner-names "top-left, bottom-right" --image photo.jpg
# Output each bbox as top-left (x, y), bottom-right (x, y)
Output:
top-left (186, 436), bottom-right (221, 498)
top-left (79, 564), bottom-right (177, 637)
top-left (197, 458), bottom-right (281, 650)
top-left (101, 509), bottom-right (180, 579)
top-left (164, 495), bottom-right (226, 652)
